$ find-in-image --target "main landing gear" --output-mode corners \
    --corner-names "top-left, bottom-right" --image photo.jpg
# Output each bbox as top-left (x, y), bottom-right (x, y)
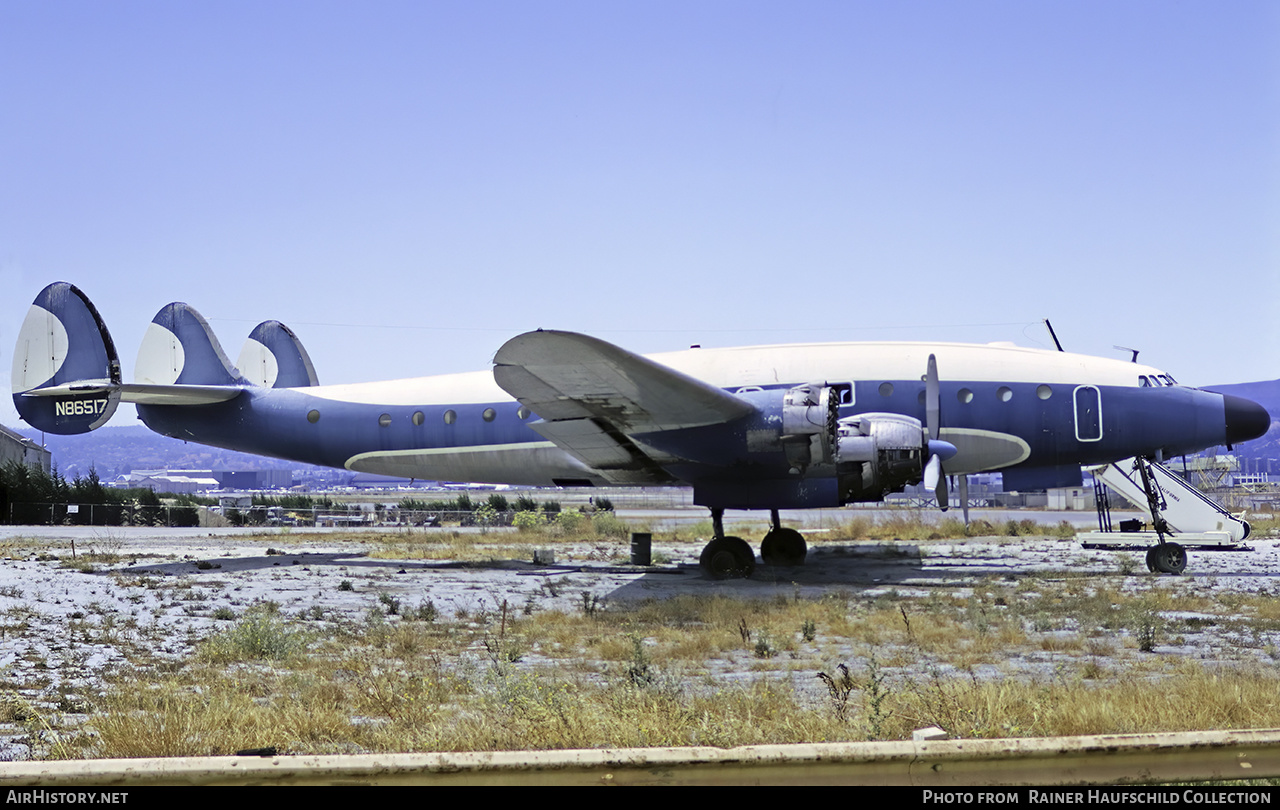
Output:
top-left (699, 509), bottom-right (807, 579)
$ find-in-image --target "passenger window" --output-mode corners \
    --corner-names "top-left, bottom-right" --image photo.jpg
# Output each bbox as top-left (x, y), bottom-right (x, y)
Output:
top-left (443, 410), bottom-right (456, 425)
top-left (482, 408), bottom-right (496, 422)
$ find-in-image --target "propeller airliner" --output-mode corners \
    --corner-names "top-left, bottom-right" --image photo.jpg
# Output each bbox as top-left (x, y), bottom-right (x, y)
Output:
top-left (11, 283), bottom-right (1271, 577)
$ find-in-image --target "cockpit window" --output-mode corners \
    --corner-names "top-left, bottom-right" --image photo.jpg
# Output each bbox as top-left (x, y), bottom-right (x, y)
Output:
top-left (1139, 376), bottom-right (1152, 387)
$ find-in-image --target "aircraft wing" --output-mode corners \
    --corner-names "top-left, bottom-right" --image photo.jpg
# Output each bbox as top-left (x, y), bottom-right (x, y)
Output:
top-left (494, 331), bottom-right (754, 483)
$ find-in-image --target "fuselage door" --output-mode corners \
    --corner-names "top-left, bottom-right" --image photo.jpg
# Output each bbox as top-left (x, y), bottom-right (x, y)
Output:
top-left (1073, 385), bottom-right (1103, 442)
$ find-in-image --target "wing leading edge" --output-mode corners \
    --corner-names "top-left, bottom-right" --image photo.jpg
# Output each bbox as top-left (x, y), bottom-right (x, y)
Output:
top-left (493, 330), bottom-right (756, 484)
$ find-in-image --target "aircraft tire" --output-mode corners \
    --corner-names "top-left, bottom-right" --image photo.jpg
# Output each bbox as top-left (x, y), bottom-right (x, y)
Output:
top-left (1145, 546), bottom-right (1159, 573)
top-left (1151, 542), bottom-right (1186, 575)
top-left (761, 528), bottom-right (807, 567)
top-left (700, 536), bottom-right (756, 579)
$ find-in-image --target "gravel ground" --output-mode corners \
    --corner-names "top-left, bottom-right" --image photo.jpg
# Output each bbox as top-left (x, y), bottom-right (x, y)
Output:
top-left (0, 518), bottom-right (1276, 697)
top-left (0, 513), bottom-right (1273, 761)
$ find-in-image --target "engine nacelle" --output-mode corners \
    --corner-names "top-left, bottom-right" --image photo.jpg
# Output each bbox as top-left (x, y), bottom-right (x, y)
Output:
top-left (638, 382), bottom-right (841, 473)
top-left (780, 383), bottom-right (838, 471)
top-left (835, 412), bottom-right (928, 502)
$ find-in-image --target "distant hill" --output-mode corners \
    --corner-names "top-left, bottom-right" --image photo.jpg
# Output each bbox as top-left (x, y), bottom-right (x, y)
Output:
top-left (6, 424), bottom-right (338, 483)
top-left (1204, 379), bottom-right (1280, 464)
top-left (1204, 379), bottom-right (1280, 420)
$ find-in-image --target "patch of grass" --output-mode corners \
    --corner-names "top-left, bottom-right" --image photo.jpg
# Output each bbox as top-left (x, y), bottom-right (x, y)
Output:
top-left (198, 603), bottom-right (309, 663)
top-left (378, 592), bottom-right (401, 616)
top-left (801, 618), bottom-right (817, 642)
top-left (406, 600), bottom-right (438, 622)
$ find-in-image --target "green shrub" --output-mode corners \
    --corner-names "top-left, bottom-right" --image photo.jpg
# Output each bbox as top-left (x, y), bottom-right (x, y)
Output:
top-left (590, 511), bottom-right (630, 539)
top-left (513, 511), bottom-right (544, 531)
top-left (473, 503), bottom-right (499, 528)
top-left (554, 510), bottom-right (582, 534)
top-left (199, 604), bottom-right (307, 663)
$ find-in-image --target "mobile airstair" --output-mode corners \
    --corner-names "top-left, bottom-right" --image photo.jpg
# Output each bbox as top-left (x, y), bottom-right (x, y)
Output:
top-left (1077, 456), bottom-right (1252, 574)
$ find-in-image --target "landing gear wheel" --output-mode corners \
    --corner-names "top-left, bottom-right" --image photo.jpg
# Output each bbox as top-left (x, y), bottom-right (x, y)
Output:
top-left (1149, 542), bottom-right (1186, 575)
top-left (1145, 546), bottom-right (1159, 573)
top-left (699, 536), bottom-right (756, 579)
top-left (761, 528), bottom-right (807, 567)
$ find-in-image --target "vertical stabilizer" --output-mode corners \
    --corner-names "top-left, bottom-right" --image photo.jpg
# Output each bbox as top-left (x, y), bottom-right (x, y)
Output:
top-left (136, 303), bottom-right (246, 387)
top-left (236, 321), bottom-right (319, 388)
top-left (11, 282), bottom-right (122, 434)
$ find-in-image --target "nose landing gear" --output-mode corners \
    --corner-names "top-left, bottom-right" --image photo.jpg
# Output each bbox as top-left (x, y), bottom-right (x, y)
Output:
top-left (1146, 542), bottom-right (1187, 575)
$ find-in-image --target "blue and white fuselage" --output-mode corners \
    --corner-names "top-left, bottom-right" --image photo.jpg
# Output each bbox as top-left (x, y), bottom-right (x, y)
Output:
top-left (138, 340), bottom-right (1257, 501)
top-left (13, 283), bottom-right (1271, 516)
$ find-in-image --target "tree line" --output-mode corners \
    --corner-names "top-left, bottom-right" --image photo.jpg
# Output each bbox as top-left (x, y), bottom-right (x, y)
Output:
top-left (0, 461), bottom-right (201, 526)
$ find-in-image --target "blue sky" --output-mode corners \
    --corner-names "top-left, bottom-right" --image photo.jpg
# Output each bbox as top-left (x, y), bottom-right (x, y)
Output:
top-left (3, 1), bottom-right (1277, 428)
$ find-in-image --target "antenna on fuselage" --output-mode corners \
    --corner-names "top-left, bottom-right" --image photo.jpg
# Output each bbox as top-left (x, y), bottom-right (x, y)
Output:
top-left (1114, 346), bottom-right (1140, 363)
top-left (1043, 319), bottom-right (1064, 352)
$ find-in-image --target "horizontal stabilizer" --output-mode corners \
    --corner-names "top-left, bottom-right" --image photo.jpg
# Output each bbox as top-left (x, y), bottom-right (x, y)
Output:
top-left (11, 282), bottom-right (122, 434)
top-left (21, 382), bottom-right (242, 406)
top-left (237, 321), bottom-right (319, 388)
top-left (136, 302), bottom-right (246, 387)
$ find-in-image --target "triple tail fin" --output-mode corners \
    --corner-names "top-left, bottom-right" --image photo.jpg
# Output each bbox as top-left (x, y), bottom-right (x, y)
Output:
top-left (12, 284), bottom-right (249, 435)
top-left (11, 282), bottom-right (123, 434)
top-left (136, 302), bottom-right (247, 386)
top-left (236, 321), bottom-right (319, 388)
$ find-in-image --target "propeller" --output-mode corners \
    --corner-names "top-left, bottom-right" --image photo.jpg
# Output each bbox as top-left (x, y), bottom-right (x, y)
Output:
top-left (922, 353), bottom-right (958, 509)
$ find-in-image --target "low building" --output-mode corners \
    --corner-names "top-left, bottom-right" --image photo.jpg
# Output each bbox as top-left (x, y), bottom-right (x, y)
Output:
top-left (118, 468), bottom-right (292, 492)
top-left (125, 471), bottom-right (221, 495)
top-left (0, 425), bottom-right (51, 473)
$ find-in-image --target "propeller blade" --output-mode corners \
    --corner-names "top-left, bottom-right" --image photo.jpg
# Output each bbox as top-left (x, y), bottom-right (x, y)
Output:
top-left (924, 454), bottom-right (941, 490)
top-left (923, 353), bottom-right (951, 510)
top-left (959, 473), bottom-right (970, 525)
top-left (925, 353), bottom-right (940, 441)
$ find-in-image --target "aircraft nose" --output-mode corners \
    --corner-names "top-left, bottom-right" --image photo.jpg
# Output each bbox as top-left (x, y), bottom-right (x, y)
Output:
top-left (1224, 394), bottom-right (1271, 445)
